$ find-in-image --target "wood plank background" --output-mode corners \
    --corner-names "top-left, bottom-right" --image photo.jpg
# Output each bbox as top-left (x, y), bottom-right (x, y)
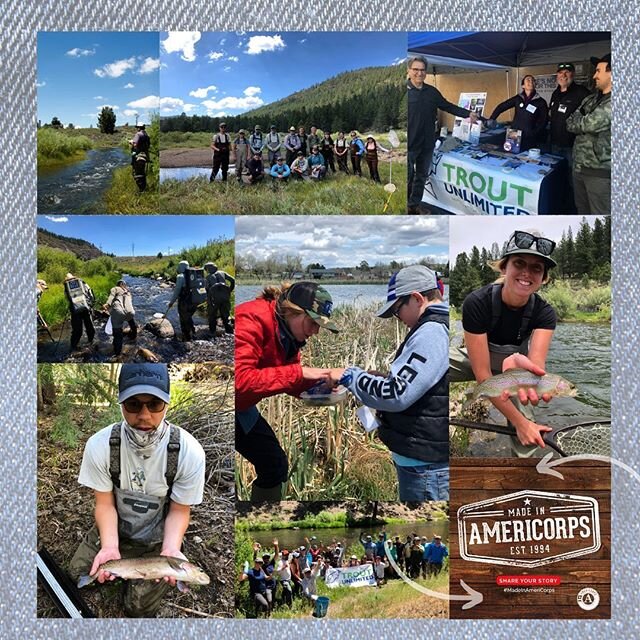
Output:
top-left (449, 458), bottom-right (610, 619)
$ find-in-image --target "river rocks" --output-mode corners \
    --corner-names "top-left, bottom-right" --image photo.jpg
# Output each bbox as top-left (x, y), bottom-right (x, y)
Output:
top-left (144, 317), bottom-right (175, 339)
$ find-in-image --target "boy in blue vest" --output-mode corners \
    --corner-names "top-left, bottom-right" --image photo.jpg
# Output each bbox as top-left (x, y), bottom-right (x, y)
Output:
top-left (329, 265), bottom-right (449, 502)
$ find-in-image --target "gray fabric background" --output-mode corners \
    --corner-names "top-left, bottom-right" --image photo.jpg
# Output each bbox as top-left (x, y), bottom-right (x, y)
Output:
top-left (1, 2), bottom-right (637, 637)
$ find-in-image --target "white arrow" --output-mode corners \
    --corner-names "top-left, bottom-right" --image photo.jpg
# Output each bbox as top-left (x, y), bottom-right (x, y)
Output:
top-left (537, 452), bottom-right (640, 483)
top-left (384, 543), bottom-right (483, 609)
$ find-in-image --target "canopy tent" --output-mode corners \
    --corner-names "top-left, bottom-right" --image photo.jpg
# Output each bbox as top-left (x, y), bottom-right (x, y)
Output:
top-left (408, 31), bottom-right (610, 71)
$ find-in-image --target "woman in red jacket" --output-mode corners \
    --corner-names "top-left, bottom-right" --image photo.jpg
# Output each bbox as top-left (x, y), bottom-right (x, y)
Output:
top-left (235, 281), bottom-right (339, 501)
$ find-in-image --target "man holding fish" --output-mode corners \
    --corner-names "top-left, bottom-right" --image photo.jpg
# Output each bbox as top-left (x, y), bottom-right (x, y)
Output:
top-left (69, 363), bottom-right (207, 617)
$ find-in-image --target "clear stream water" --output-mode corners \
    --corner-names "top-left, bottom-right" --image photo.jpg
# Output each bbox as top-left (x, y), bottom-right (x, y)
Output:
top-left (38, 147), bottom-right (129, 214)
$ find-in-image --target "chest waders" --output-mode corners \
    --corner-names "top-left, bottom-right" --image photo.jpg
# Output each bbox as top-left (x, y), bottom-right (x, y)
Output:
top-left (109, 423), bottom-right (181, 545)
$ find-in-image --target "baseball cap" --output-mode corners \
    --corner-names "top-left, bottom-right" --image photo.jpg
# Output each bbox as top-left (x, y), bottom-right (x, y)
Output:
top-left (377, 265), bottom-right (438, 318)
top-left (556, 63), bottom-right (575, 72)
top-left (501, 229), bottom-right (557, 268)
top-left (118, 364), bottom-right (170, 403)
top-left (285, 282), bottom-right (339, 333)
top-left (591, 52), bottom-right (611, 68)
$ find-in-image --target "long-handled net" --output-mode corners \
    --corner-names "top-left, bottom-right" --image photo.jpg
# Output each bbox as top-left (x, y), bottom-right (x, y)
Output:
top-left (449, 418), bottom-right (611, 457)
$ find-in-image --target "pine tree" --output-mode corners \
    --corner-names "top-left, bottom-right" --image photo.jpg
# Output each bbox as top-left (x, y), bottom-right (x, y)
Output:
top-left (98, 106), bottom-right (116, 134)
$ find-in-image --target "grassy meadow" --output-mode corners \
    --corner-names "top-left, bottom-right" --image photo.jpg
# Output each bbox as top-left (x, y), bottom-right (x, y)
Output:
top-left (235, 302), bottom-right (407, 501)
top-left (160, 130), bottom-right (407, 214)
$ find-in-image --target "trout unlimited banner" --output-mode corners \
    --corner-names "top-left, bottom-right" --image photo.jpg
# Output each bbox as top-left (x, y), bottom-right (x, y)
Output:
top-left (422, 149), bottom-right (544, 215)
top-left (324, 564), bottom-right (377, 589)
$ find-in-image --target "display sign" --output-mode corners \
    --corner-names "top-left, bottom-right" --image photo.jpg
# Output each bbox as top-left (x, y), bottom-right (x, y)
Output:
top-left (324, 564), bottom-right (377, 589)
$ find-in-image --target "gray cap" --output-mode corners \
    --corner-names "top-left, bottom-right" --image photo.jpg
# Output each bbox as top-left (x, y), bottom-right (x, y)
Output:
top-left (118, 364), bottom-right (170, 403)
top-left (177, 260), bottom-right (189, 274)
top-left (377, 265), bottom-right (438, 318)
top-left (502, 229), bottom-right (557, 268)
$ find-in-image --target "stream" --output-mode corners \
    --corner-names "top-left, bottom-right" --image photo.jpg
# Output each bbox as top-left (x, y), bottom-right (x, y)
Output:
top-left (38, 147), bottom-right (129, 214)
top-left (37, 274), bottom-right (234, 364)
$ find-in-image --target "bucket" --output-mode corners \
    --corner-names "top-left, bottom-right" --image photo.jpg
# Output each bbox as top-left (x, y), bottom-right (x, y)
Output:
top-left (313, 596), bottom-right (330, 618)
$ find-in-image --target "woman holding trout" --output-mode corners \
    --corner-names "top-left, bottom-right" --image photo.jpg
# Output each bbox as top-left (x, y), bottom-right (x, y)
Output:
top-left (450, 229), bottom-right (558, 456)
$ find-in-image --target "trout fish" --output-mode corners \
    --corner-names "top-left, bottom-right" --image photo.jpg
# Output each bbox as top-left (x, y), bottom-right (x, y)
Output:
top-left (77, 556), bottom-right (210, 593)
top-left (464, 369), bottom-right (577, 408)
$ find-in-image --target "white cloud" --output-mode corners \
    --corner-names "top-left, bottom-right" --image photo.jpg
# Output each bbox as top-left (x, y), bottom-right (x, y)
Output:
top-left (298, 38), bottom-right (307, 44)
top-left (122, 109), bottom-right (138, 117)
top-left (245, 35), bottom-right (286, 55)
top-left (36, 81), bottom-right (46, 88)
top-left (45, 216), bottom-right (68, 223)
top-left (153, 97), bottom-right (198, 113)
top-left (162, 32), bottom-right (201, 62)
top-left (123, 83), bottom-right (134, 89)
top-left (243, 86), bottom-right (261, 97)
top-left (127, 95), bottom-right (160, 109)
top-left (223, 66), bottom-right (232, 72)
top-left (227, 55), bottom-right (239, 62)
top-left (94, 57), bottom-right (137, 78)
top-left (391, 56), bottom-right (405, 65)
top-left (189, 85), bottom-right (217, 99)
top-left (138, 57), bottom-right (160, 74)
top-left (212, 111), bottom-right (227, 117)
top-left (207, 51), bottom-right (224, 62)
top-left (66, 47), bottom-right (95, 57)
top-left (93, 95), bottom-right (105, 100)
top-left (96, 104), bottom-right (119, 110)
top-left (202, 95), bottom-right (264, 111)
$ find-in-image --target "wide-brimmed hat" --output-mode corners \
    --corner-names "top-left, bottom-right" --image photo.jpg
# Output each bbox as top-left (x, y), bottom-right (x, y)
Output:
top-left (377, 265), bottom-right (438, 318)
top-left (285, 282), bottom-right (339, 333)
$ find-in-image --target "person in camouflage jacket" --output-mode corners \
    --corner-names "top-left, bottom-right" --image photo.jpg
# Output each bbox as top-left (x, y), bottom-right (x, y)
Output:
top-left (566, 53), bottom-right (611, 214)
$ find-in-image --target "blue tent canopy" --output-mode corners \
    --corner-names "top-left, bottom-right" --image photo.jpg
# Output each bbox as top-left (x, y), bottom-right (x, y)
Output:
top-left (408, 31), bottom-right (610, 68)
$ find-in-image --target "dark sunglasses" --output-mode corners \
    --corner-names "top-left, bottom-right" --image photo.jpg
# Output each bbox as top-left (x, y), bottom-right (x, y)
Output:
top-left (122, 398), bottom-right (167, 413)
top-left (392, 296), bottom-right (410, 318)
top-left (513, 231), bottom-right (556, 256)
top-left (557, 64), bottom-right (573, 70)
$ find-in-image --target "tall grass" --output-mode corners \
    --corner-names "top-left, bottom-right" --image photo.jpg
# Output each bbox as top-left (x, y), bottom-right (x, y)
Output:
top-left (541, 280), bottom-right (611, 321)
top-left (37, 128), bottom-right (92, 166)
top-left (103, 115), bottom-right (160, 214)
top-left (236, 303), bottom-right (404, 501)
top-left (159, 162), bottom-right (408, 215)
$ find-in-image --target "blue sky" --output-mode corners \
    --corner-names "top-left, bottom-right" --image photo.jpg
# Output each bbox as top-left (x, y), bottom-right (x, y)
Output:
top-left (236, 217), bottom-right (449, 267)
top-left (37, 32), bottom-right (160, 128)
top-left (159, 31), bottom-right (405, 117)
top-left (38, 215), bottom-right (234, 256)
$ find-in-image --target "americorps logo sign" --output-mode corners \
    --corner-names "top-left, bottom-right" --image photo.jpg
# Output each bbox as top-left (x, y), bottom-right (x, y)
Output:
top-left (457, 490), bottom-right (601, 568)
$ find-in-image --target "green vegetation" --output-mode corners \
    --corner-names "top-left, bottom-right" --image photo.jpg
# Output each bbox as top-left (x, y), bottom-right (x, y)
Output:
top-left (540, 281), bottom-right (611, 322)
top-left (160, 130), bottom-right (211, 151)
top-left (160, 160), bottom-right (407, 215)
top-left (98, 106), bottom-right (116, 134)
top-left (237, 511), bottom-right (351, 532)
top-left (38, 228), bottom-right (104, 260)
top-left (37, 128), bottom-right (92, 167)
top-left (161, 65), bottom-right (406, 135)
top-left (236, 303), bottom-right (406, 501)
top-left (104, 115), bottom-right (160, 214)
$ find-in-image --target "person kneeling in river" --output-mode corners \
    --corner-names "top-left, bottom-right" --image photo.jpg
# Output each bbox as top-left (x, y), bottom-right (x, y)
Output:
top-left (449, 229), bottom-right (558, 457)
top-left (329, 265), bottom-right (449, 502)
top-left (69, 364), bottom-right (205, 618)
top-left (235, 282), bottom-right (337, 501)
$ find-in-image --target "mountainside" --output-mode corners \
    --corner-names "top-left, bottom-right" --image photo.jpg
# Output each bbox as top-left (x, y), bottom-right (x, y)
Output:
top-left (161, 64), bottom-right (406, 134)
top-left (37, 228), bottom-right (105, 260)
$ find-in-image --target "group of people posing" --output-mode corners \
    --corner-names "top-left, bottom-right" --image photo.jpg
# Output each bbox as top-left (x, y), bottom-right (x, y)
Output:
top-left (210, 124), bottom-right (389, 185)
top-left (407, 53), bottom-right (612, 214)
top-left (239, 530), bottom-right (448, 616)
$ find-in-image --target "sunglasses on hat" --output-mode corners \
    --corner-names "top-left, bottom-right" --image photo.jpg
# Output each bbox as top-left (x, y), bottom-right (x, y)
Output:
top-left (513, 231), bottom-right (556, 256)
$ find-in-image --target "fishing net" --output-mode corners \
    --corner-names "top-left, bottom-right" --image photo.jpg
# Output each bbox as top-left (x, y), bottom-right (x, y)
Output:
top-left (554, 421), bottom-right (611, 457)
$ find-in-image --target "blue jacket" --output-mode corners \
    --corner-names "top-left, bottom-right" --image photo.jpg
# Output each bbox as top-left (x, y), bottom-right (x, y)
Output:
top-left (424, 542), bottom-right (448, 564)
top-left (307, 152), bottom-right (325, 167)
top-left (270, 163), bottom-right (291, 178)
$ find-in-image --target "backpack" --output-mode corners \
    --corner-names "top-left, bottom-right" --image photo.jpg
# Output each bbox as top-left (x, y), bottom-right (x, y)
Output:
top-left (65, 278), bottom-right (92, 312)
top-left (181, 267), bottom-right (207, 306)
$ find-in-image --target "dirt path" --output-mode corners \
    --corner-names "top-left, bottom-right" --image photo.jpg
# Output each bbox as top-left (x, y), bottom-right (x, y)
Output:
top-left (161, 148), bottom-right (214, 168)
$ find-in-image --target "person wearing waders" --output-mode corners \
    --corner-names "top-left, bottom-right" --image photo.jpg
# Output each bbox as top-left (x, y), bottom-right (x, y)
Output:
top-left (449, 229), bottom-right (558, 458)
top-left (265, 125), bottom-right (281, 168)
top-left (204, 262), bottom-right (235, 337)
top-left (239, 556), bottom-right (271, 616)
top-left (334, 131), bottom-right (349, 174)
top-left (249, 125), bottom-right (264, 160)
top-left (320, 131), bottom-right (336, 173)
top-left (210, 122), bottom-right (230, 182)
top-left (349, 131), bottom-right (365, 176)
top-left (329, 265), bottom-right (449, 502)
top-left (364, 136), bottom-right (389, 183)
top-left (166, 260), bottom-right (202, 342)
top-left (64, 273), bottom-right (95, 351)
top-left (233, 130), bottom-right (250, 182)
top-left (129, 123), bottom-right (150, 166)
top-left (69, 364), bottom-right (205, 618)
top-left (284, 126), bottom-right (301, 167)
top-left (103, 280), bottom-right (138, 356)
top-left (306, 126), bottom-right (321, 153)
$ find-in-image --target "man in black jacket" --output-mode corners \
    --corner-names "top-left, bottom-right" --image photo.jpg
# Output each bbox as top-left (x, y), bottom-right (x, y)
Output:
top-left (407, 56), bottom-right (477, 214)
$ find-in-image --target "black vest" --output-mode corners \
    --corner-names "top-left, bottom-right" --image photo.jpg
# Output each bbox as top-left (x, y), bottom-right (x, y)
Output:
top-left (377, 309), bottom-right (449, 463)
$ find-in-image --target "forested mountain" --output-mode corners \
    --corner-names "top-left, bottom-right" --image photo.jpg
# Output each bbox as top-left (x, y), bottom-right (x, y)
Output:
top-left (161, 65), bottom-right (406, 134)
top-left (37, 228), bottom-right (105, 260)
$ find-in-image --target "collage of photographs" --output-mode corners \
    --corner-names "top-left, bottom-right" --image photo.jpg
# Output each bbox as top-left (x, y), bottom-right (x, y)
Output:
top-left (36, 31), bottom-right (611, 620)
